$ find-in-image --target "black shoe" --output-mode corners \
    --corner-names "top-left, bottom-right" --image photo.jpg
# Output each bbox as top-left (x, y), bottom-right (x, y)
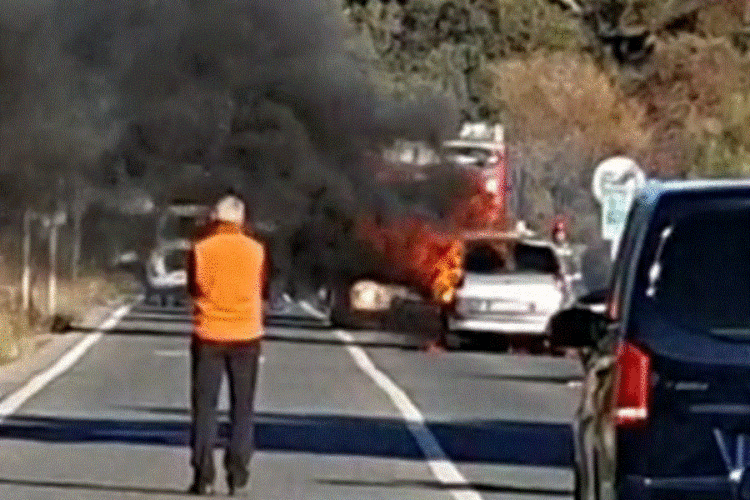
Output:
top-left (227, 476), bottom-right (250, 496)
top-left (187, 481), bottom-right (215, 495)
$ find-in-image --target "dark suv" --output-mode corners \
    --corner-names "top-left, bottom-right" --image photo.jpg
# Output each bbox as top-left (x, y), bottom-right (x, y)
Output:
top-left (550, 180), bottom-right (750, 500)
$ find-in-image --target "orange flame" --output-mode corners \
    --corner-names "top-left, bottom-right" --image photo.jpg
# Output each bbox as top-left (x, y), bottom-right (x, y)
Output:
top-left (358, 183), bottom-right (506, 305)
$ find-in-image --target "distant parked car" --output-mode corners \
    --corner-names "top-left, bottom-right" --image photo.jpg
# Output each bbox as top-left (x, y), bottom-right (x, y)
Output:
top-left (115, 203), bottom-right (209, 307)
top-left (144, 240), bottom-right (190, 306)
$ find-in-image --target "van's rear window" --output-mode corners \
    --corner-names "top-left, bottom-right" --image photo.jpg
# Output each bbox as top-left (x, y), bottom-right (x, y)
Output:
top-left (646, 207), bottom-right (750, 334)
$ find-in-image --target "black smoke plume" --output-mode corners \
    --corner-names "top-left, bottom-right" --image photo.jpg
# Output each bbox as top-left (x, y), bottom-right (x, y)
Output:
top-left (0, 0), bottom-right (459, 295)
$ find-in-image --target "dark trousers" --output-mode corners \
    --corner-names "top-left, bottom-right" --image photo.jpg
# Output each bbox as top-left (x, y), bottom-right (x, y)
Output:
top-left (190, 337), bottom-right (261, 486)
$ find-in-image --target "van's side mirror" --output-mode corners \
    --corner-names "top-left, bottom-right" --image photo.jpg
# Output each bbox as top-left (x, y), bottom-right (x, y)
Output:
top-left (578, 288), bottom-right (608, 306)
top-left (549, 306), bottom-right (608, 349)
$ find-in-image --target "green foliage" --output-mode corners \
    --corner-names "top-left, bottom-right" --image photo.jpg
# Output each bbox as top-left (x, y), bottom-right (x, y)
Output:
top-left (493, 0), bottom-right (581, 53)
top-left (345, 0), bottom-right (581, 118)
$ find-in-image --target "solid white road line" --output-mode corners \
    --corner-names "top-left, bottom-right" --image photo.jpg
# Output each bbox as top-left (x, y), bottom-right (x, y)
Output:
top-left (0, 302), bottom-right (134, 423)
top-left (334, 329), bottom-right (483, 500)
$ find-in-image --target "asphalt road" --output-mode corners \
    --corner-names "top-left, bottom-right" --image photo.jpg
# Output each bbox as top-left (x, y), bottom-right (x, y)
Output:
top-left (0, 300), bottom-right (582, 499)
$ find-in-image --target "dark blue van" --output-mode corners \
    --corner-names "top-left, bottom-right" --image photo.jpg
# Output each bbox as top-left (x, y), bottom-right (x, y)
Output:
top-left (550, 180), bottom-right (750, 500)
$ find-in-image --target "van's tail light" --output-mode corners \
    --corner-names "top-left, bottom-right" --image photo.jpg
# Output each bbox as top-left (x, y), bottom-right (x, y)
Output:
top-left (613, 341), bottom-right (651, 427)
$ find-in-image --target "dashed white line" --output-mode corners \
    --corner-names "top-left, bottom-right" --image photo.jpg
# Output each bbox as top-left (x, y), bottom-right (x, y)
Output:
top-left (0, 302), bottom-right (134, 423)
top-left (154, 349), bottom-right (188, 357)
top-left (334, 329), bottom-right (483, 500)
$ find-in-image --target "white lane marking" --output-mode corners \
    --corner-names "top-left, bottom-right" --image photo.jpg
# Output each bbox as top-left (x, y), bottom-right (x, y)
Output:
top-left (299, 301), bottom-right (329, 321)
top-left (0, 302), bottom-right (134, 423)
top-left (154, 350), bottom-right (188, 357)
top-left (334, 329), bottom-right (482, 500)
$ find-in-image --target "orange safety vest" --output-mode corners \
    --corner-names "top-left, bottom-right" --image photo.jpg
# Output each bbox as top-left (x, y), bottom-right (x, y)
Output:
top-left (189, 222), bottom-right (266, 342)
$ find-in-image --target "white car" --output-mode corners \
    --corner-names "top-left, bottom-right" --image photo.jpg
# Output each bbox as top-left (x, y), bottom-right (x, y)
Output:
top-left (146, 241), bottom-right (190, 300)
top-left (148, 203), bottom-right (209, 306)
top-left (447, 236), bottom-right (573, 344)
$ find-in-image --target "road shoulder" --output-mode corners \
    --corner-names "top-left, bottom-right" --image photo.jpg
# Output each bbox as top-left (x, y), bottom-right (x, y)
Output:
top-left (0, 299), bottom-right (132, 402)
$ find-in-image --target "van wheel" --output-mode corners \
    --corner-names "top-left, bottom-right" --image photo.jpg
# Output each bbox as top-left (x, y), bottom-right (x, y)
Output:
top-left (526, 337), bottom-right (549, 355)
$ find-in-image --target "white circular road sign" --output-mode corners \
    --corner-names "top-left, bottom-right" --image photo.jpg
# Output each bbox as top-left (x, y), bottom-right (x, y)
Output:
top-left (592, 156), bottom-right (646, 202)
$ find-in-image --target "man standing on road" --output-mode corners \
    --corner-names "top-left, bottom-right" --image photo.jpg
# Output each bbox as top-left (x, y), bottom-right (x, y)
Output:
top-left (187, 194), bottom-right (268, 496)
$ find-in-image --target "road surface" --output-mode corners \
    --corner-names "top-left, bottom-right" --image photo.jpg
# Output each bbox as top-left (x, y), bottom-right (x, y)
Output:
top-left (0, 300), bottom-right (582, 499)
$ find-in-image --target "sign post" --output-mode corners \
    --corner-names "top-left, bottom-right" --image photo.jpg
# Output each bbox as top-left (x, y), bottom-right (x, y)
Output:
top-left (592, 157), bottom-right (646, 260)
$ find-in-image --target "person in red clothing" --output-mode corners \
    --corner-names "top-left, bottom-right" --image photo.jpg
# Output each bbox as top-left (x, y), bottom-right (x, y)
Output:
top-left (187, 193), bottom-right (269, 496)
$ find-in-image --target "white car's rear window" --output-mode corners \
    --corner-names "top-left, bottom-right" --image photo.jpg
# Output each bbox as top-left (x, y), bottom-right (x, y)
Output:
top-left (464, 242), bottom-right (560, 275)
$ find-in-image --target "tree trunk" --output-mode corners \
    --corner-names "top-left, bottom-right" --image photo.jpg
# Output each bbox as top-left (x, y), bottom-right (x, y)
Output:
top-left (48, 221), bottom-right (58, 318)
top-left (21, 209), bottom-right (32, 315)
top-left (71, 177), bottom-right (84, 282)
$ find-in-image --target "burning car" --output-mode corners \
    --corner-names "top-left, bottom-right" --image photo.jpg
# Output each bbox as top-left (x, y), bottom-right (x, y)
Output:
top-left (339, 122), bottom-right (508, 328)
top-left (328, 277), bottom-right (421, 329)
top-left (446, 229), bottom-right (574, 349)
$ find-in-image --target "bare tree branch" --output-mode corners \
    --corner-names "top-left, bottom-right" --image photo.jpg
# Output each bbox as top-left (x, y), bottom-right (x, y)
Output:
top-left (551, 0), bottom-right (583, 15)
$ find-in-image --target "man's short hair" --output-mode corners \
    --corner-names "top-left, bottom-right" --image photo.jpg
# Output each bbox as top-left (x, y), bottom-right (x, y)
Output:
top-left (214, 195), bottom-right (245, 224)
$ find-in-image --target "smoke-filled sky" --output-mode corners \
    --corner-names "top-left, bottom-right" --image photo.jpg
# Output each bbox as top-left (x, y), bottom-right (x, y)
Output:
top-left (0, 0), bottom-right (458, 286)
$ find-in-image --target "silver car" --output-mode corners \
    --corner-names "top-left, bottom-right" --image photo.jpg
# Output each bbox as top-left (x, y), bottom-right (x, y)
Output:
top-left (146, 203), bottom-right (209, 306)
top-left (447, 236), bottom-right (573, 343)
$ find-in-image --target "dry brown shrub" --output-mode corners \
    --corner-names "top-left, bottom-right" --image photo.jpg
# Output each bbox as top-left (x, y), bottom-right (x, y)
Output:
top-left (695, 0), bottom-right (748, 38)
top-left (489, 52), bottom-right (653, 237)
top-left (638, 34), bottom-right (750, 175)
top-left (491, 51), bottom-right (651, 156)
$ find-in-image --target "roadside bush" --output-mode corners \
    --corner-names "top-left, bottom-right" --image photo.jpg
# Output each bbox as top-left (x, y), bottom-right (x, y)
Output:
top-left (491, 51), bottom-right (651, 238)
top-left (55, 274), bottom-right (136, 323)
top-left (492, 51), bottom-right (650, 152)
top-left (0, 313), bottom-right (22, 363)
top-left (636, 34), bottom-right (750, 176)
top-left (0, 288), bottom-right (33, 364)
